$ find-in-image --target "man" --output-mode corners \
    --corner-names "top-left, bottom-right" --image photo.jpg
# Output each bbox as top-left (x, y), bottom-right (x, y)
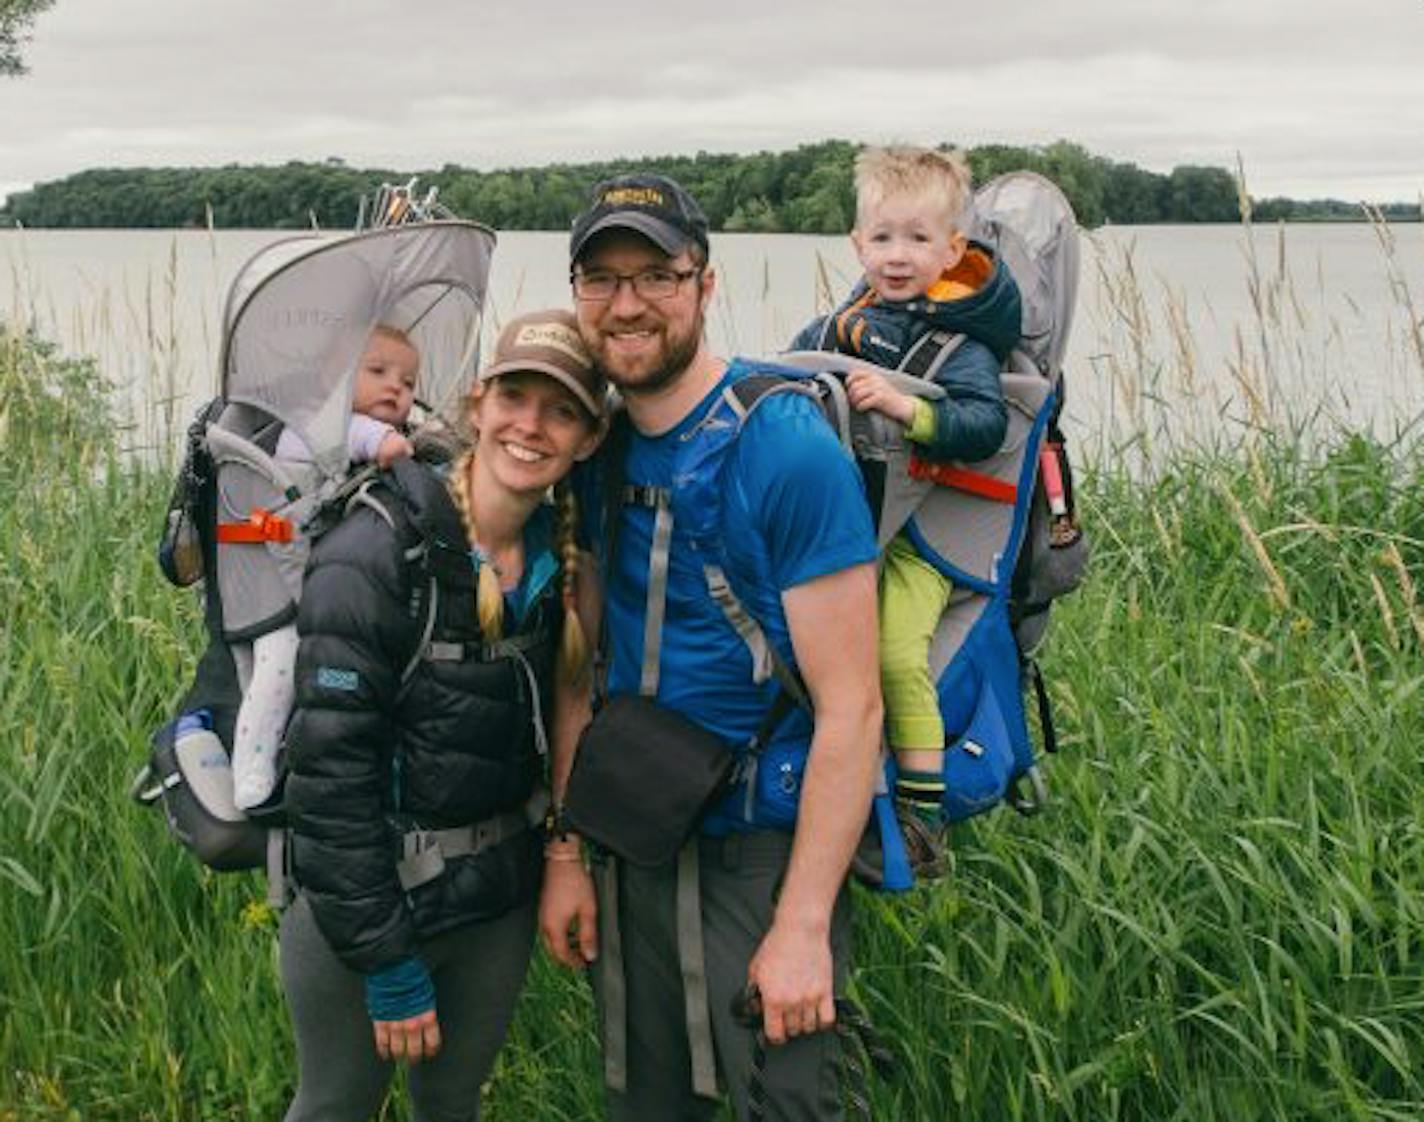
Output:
top-left (539, 172), bottom-right (883, 1121)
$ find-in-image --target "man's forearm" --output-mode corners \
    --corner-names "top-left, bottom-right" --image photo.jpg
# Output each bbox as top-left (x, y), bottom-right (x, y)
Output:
top-left (773, 694), bottom-right (882, 931)
top-left (772, 562), bottom-right (883, 930)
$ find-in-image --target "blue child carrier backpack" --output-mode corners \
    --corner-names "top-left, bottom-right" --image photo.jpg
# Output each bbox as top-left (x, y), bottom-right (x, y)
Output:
top-left (578, 172), bottom-right (1085, 894)
top-left (600, 170), bottom-right (1076, 894)
top-left (774, 171), bottom-right (1089, 882)
top-left (598, 172), bottom-right (1086, 892)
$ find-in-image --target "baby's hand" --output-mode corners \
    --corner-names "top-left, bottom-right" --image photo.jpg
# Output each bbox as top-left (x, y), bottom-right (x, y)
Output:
top-left (376, 431), bottom-right (415, 468)
top-left (845, 370), bottom-right (916, 426)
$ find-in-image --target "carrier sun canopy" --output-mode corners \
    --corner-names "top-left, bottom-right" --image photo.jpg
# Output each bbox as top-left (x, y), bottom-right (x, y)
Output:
top-left (218, 220), bottom-right (497, 477)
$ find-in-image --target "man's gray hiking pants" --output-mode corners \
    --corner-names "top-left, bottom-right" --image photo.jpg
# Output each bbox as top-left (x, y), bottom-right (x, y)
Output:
top-left (593, 830), bottom-right (852, 1122)
top-left (279, 892), bottom-right (535, 1122)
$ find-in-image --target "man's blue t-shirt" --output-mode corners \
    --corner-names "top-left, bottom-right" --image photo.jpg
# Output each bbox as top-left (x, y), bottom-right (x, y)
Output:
top-left (598, 360), bottom-right (877, 831)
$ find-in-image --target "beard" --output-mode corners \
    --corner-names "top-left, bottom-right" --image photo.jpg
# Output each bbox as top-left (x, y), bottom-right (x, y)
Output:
top-left (583, 309), bottom-right (704, 398)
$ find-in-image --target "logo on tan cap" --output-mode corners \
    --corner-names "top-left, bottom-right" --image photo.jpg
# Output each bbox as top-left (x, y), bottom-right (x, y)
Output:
top-left (512, 322), bottom-right (591, 370)
top-left (482, 308), bottom-right (605, 417)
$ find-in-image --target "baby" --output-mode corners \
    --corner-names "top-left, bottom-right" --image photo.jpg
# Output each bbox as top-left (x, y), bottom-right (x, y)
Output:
top-left (274, 324), bottom-right (417, 469)
top-left (232, 325), bottom-right (419, 810)
top-left (790, 146), bottom-right (1021, 870)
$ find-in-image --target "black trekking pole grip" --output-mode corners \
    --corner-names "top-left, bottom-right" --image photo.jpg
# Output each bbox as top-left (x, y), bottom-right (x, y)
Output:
top-left (731, 982), bottom-right (763, 1026)
top-left (730, 988), bottom-right (895, 1122)
top-left (731, 984), bottom-right (769, 1122)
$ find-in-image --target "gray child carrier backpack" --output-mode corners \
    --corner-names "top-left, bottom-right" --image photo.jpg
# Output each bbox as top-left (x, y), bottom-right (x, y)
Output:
top-left (136, 187), bottom-right (497, 886)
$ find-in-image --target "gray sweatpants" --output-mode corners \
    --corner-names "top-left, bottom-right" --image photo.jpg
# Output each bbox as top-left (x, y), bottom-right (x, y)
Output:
top-left (595, 831), bottom-right (852, 1122)
top-left (279, 892), bottom-right (536, 1122)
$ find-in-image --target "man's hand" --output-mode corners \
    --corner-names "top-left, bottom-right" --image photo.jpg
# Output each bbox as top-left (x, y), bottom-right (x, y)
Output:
top-left (372, 1009), bottom-right (442, 1064)
top-left (538, 853), bottom-right (599, 968)
top-left (845, 369), bottom-right (916, 426)
top-left (747, 918), bottom-right (836, 1045)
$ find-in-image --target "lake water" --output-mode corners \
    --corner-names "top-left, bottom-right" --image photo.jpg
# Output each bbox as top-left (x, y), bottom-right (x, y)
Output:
top-left (3, 223), bottom-right (1422, 463)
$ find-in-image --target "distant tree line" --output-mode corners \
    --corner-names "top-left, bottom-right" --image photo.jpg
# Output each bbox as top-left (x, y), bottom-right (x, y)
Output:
top-left (3, 140), bottom-right (1417, 231)
top-left (1250, 196), bottom-right (1419, 223)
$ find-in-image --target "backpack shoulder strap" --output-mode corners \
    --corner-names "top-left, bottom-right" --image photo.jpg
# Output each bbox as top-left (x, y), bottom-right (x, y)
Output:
top-left (896, 329), bottom-right (967, 381)
top-left (681, 374), bottom-right (819, 710)
top-left (603, 374), bottom-right (818, 719)
top-left (337, 471), bottom-right (437, 690)
top-left (339, 465), bottom-right (465, 680)
top-left (592, 410), bottom-right (634, 703)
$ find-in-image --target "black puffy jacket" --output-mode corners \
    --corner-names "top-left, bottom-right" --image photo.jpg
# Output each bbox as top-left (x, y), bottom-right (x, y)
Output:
top-left (283, 458), bottom-right (554, 974)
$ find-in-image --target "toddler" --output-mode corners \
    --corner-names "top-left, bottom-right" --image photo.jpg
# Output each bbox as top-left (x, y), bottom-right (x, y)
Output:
top-left (790, 146), bottom-right (1021, 869)
top-left (232, 325), bottom-right (418, 810)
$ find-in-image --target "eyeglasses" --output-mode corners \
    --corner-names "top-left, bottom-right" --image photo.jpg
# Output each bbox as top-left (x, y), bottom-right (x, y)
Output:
top-left (571, 266), bottom-right (703, 303)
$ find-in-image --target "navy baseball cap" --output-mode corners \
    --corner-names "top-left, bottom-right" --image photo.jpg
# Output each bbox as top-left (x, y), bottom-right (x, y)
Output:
top-left (569, 173), bottom-right (710, 261)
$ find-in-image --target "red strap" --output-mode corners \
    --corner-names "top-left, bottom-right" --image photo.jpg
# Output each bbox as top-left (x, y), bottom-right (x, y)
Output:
top-left (908, 456), bottom-right (1018, 504)
top-left (216, 507), bottom-right (294, 544)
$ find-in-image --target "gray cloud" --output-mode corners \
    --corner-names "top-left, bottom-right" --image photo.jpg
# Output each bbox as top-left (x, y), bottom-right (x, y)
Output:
top-left (3, 0), bottom-right (1422, 205)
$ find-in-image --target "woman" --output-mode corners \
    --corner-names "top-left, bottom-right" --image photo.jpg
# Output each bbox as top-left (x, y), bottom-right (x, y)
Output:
top-left (278, 308), bottom-right (605, 1121)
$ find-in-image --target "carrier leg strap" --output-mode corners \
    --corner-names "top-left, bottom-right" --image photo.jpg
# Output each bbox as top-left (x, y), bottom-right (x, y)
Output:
top-left (592, 849), bottom-right (717, 1098)
top-left (704, 564), bottom-right (774, 687)
top-left (265, 829), bottom-right (288, 909)
top-left (703, 564), bottom-right (809, 708)
top-left (640, 495), bottom-right (675, 696)
top-left (677, 840), bottom-right (718, 1098)
top-left (595, 857), bottom-right (629, 1092)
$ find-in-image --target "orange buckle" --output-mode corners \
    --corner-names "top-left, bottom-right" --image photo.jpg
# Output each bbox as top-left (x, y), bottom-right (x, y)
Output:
top-left (908, 456), bottom-right (1018, 504)
top-left (216, 507), bottom-right (294, 544)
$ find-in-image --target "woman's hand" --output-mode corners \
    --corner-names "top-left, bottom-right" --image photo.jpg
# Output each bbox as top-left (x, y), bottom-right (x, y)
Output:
top-left (539, 850), bottom-right (599, 968)
top-left (372, 1009), bottom-right (442, 1064)
top-left (364, 956), bottom-right (439, 1062)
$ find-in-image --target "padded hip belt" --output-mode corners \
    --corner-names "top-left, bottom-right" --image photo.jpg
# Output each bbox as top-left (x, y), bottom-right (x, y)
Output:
top-left (395, 808), bottom-right (533, 892)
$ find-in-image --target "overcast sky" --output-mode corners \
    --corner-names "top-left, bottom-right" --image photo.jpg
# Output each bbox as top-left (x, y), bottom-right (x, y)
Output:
top-left (3, 0), bottom-right (1422, 210)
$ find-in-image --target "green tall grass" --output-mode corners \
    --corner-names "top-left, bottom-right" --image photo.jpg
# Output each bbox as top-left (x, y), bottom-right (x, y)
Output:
top-left (3, 268), bottom-right (1424, 1119)
top-left (853, 428), bottom-right (1424, 1120)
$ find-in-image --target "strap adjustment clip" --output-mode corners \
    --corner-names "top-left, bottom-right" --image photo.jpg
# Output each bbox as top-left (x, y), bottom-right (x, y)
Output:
top-left (216, 506), bottom-right (295, 544)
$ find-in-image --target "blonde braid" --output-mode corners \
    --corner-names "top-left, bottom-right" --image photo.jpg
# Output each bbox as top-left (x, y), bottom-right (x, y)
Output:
top-left (448, 448), bottom-right (505, 640)
top-left (555, 482), bottom-right (591, 686)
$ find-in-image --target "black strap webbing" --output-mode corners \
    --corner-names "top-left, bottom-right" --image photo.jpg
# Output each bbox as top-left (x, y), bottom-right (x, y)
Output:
top-left (593, 413), bottom-right (634, 706)
top-left (1027, 659), bottom-right (1059, 755)
top-left (897, 328), bottom-right (966, 380)
top-left (594, 398), bottom-right (810, 750)
top-left (727, 372), bottom-right (790, 414)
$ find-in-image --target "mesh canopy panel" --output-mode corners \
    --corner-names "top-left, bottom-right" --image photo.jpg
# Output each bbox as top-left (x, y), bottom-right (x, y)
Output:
top-left (219, 221), bottom-right (496, 477)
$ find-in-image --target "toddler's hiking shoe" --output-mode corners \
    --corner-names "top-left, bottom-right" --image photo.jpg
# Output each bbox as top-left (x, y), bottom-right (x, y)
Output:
top-left (896, 805), bottom-right (948, 882)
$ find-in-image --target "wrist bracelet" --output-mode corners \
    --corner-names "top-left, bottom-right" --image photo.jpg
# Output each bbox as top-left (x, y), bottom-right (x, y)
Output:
top-left (542, 803), bottom-right (571, 843)
top-left (544, 847), bottom-right (583, 863)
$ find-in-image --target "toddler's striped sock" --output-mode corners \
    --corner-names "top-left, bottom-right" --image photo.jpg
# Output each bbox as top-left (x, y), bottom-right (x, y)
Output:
top-left (894, 768), bottom-right (944, 827)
